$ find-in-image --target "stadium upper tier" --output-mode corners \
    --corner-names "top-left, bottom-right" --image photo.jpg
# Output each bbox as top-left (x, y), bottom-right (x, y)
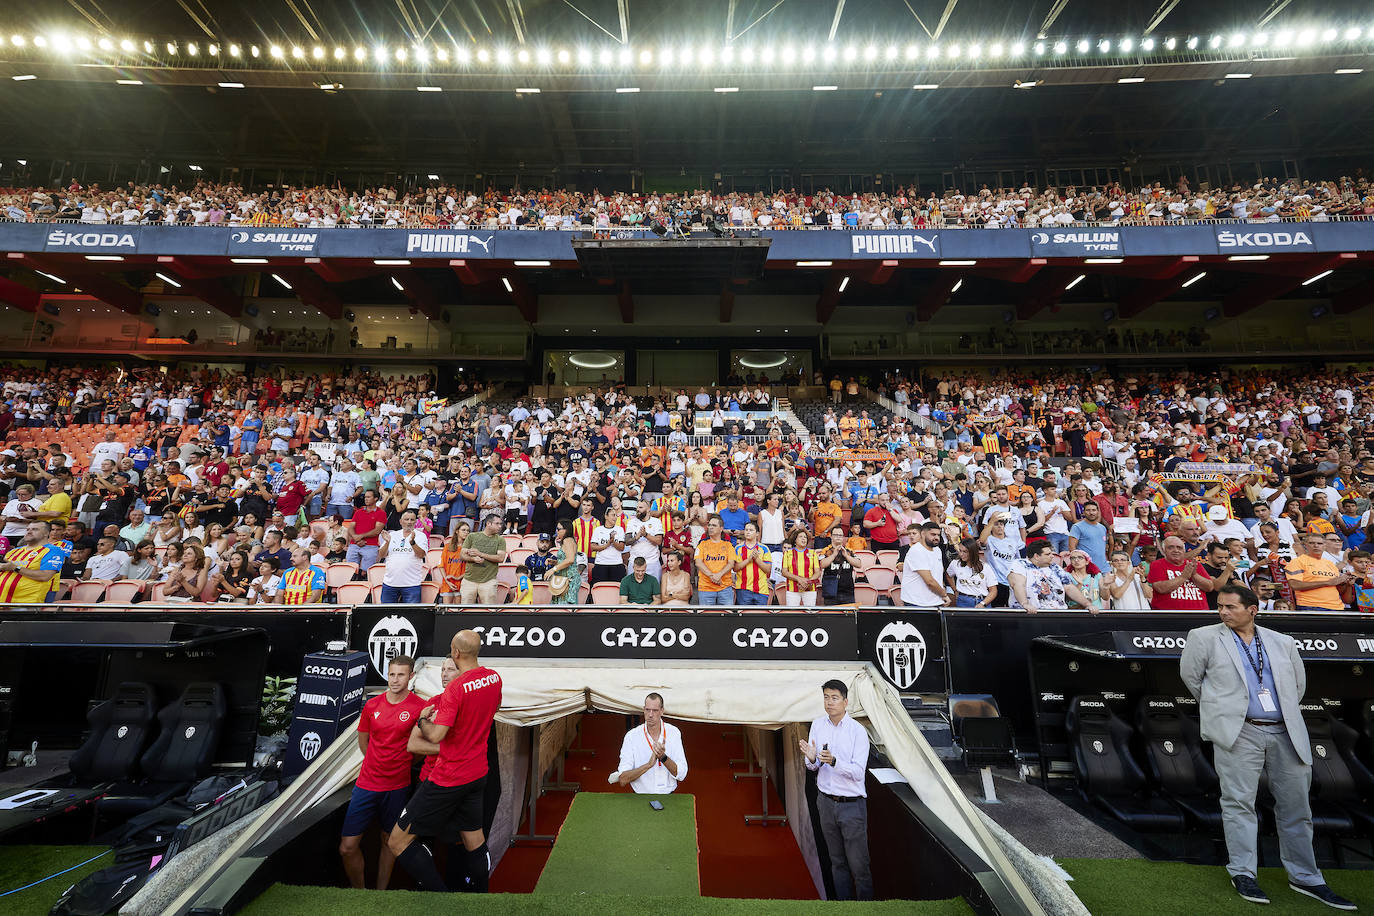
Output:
top-left (5, 176), bottom-right (1372, 231)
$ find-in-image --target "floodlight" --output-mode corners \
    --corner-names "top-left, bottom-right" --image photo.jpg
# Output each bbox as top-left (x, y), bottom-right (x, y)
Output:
top-left (518, 48), bottom-right (531, 63)
top-left (823, 46), bottom-right (837, 62)
top-left (270, 45), bottom-right (283, 58)
top-left (1076, 39), bottom-right (1089, 53)
top-left (537, 48), bottom-right (551, 64)
top-left (558, 48), bottom-right (571, 63)
top-left (228, 43), bottom-right (240, 56)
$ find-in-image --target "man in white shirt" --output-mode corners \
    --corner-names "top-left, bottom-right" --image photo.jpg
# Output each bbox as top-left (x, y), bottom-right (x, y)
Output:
top-left (614, 693), bottom-right (688, 794)
top-left (88, 430), bottom-right (126, 472)
top-left (84, 535), bottom-right (130, 581)
top-left (1202, 504), bottom-right (1251, 546)
top-left (377, 510), bottom-right (428, 603)
top-left (800, 679), bottom-right (872, 901)
top-left (623, 502), bottom-right (664, 579)
top-left (900, 522), bottom-right (947, 608)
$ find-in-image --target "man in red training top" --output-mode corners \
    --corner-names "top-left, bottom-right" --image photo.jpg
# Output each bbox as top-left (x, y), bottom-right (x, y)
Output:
top-left (339, 655), bottom-right (427, 889)
top-left (406, 656), bottom-right (464, 887)
top-left (389, 629), bottom-right (503, 892)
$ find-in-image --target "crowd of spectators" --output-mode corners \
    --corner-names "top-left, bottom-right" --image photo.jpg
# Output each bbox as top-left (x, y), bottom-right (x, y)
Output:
top-left (2, 173), bottom-right (1372, 231)
top-left (1, 361), bottom-right (1373, 612)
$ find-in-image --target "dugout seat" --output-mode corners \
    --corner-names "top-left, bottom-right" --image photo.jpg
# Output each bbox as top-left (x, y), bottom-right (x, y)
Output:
top-left (97, 682), bottom-right (226, 819)
top-left (1065, 694), bottom-right (1184, 831)
top-left (67, 682), bottom-right (157, 783)
top-left (1134, 695), bottom-right (1223, 830)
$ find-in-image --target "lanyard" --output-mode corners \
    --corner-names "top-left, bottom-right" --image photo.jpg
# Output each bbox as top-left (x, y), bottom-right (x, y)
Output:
top-left (1235, 631), bottom-right (1265, 682)
top-left (644, 724), bottom-right (662, 766)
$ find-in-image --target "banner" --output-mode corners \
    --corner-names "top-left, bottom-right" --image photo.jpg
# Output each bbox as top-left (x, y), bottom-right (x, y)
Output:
top-left (432, 610), bottom-right (858, 663)
top-left (1, 220), bottom-right (1368, 263)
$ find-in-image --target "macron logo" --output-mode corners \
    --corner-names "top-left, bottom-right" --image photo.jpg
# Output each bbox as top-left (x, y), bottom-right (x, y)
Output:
top-left (850, 234), bottom-right (937, 255)
top-left (462, 673), bottom-right (501, 693)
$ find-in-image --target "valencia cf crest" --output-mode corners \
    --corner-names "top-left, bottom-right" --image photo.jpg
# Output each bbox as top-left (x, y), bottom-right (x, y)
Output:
top-left (368, 615), bottom-right (419, 677)
top-left (874, 620), bottom-right (927, 690)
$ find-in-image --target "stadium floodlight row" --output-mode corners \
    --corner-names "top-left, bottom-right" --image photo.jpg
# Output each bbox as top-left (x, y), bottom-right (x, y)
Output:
top-left (3, 26), bottom-right (1374, 71)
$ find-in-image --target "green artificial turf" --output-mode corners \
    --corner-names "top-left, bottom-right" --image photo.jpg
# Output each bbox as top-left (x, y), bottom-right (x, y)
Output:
top-left (535, 792), bottom-right (700, 897)
top-left (1061, 858), bottom-right (1373, 915)
top-left (240, 884), bottom-right (975, 915)
top-left (0, 845), bottom-right (111, 916)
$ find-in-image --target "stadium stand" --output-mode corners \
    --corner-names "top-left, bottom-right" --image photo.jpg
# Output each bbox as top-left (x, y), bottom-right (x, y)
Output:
top-left (2, 174), bottom-right (1371, 230)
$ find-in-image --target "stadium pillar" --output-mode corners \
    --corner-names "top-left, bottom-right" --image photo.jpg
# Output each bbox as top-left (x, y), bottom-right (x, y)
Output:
top-left (0, 276), bottom-right (39, 312)
top-left (503, 272), bottom-right (538, 323)
top-left (618, 281), bottom-right (634, 324)
top-left (392, 269), bottom-right (441, 320)
top-left (719, 281), bottom-right (734, 323)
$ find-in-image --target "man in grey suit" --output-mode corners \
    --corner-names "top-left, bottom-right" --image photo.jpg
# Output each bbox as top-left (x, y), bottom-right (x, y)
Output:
top-left (1180, 583), bottom-right (1355, 910)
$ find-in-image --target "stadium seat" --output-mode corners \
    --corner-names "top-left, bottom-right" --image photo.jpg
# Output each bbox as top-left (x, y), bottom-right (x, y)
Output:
top-left (104, 580), bottom-right (144, 603)
top-left (55, 578), bottom-right (77, 601)
top-left (425, 548), bottom-right (444, 569)
top-left (335, 582), bottom-right (371, 605)
top-left (887, 585), bottom-right (904, 606)
top-left (1134, 695), bottom-right (1223, 830)
top-left (149, 582), bottom-right (167, 603)
top-left (325, 563), bottom-right (359, 588)
top-left (508, 548), bottom-right (533, 566)
top-left (852, 584), bottom-right (880, 607)
top-left (496, 583), bottom-right (513, 605)
top-left (502, 534), bottom-right (523, 552)
top-left (578, 581), bottom-right (590, 605)
top-left (369, 584), bottom-right (384, 604)
top-left (497, 563), bottom-right (518, 589)
top-left (419, 583), bottom-right (439, 603)
top-left (590, 582), bottom-right (622, 605)
top-left (860, 567), bottom-right (897, 591)
top-left (68, 582), bottom-right (107, 603)
top-left (366, 565), bottom-right (387, 587)
top-left (521, 534), bottom-right (542, 550)
top-left (1064, 694), bottom-right (1184, 831)
top-left (68, 682), bottom-right (157, 782)
top-left (529, 581), bottom-right (551, 605)
top-left (851, 550), bottom-right (876, 572)
top-left (875, 550), bottom-right (901, 569)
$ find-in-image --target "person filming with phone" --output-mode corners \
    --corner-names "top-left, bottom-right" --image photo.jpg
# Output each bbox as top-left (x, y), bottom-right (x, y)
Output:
top-left (614, 693), bottom-right (688, 794)
top-left (800, 679), bottom-right (872, 901)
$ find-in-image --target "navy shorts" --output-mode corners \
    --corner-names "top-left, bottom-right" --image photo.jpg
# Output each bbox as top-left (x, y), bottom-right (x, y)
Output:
top-left (341, 784), bottom-right (410, 837)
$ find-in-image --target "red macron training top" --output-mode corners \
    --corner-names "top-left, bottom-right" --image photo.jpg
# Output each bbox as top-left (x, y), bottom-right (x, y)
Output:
top-left (430, 667), bottom-right (503, 788)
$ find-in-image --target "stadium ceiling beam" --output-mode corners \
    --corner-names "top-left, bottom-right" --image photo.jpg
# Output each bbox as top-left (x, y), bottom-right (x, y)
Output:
top-left (503, 272), bottom-right (538, 323)
top-left (916, 273), bottom-right (962, 322)
top-left (719, 281), bottom-right (734, 322)
top-left (815, 272), bottom-right (847, 324)
top-left (1144, 0), bottom-right (1184, 34)
top-left (618, 280), bottom-right (634, 324)
top-left (0, 275), bottom-right (40, 312)
top-left (1119, 269), bottom-right (1196, 319)
top-left (827, 0), bottom-right (845, 42)
top-left (1333, 278), bottom-right (1374, 315)
top-left (1037, 0), bottom-right (1071, 38)
top-left (932, 0), bottom-right (959, 42)
top-left (271, 267), bottom-right (343, 320)
top-left (988, 259), bottom-right (1046, 284)
top-left (304, 258), bottom-right (374, 285)
top-left (391, 269), bottom-right (441, 321)
top-left (868, 260), bottom-right (898, 285)
top-left (617, 0), bottom-right (629, 44)
top-left (1015, 266), bottom-right (1080, 320)
top-left (1257, 0), bottom-right (1293, 28)
top-left (449, 259), bottom-right (483, 285)
top-left (1222, 253), bottom-right (1356, 318)
top-left (5, 254), bottom-right (142, 315)
top-left (153, 257), bottom-right (243, 318)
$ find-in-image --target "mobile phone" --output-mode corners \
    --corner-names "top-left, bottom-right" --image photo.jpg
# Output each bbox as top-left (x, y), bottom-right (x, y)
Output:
top-left (649, 800), bottom-right (664, 811)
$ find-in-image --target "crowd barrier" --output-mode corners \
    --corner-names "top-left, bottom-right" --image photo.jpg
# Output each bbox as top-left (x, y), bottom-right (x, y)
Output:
top-left (7, 219), bottom-right (1371, 261)
top-left (5, 603), bottom-right (1372, 754)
